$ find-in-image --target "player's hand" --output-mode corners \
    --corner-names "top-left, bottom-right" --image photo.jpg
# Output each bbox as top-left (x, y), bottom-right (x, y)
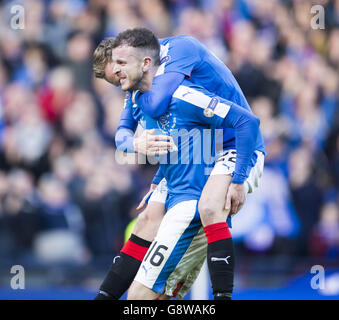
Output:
top-left (133, 129), bottom-right (176, 156)
top-left (136, 184), bottom-right (158, 211)
top-left (225, 183), bottom-right (246, 216)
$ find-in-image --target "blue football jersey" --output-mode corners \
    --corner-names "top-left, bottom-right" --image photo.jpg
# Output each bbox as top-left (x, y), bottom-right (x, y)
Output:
top-left (128, 79), bottom-right (259, 210)
top-left (116, 35), bottom-right (265, 187)
top-left (158, 35), bottom-right (265, 154)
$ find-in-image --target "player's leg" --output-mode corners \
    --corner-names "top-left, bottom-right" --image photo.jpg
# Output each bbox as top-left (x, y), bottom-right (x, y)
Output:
top-left (198, 150), bottom-right (264, 300)
top-left (127, 280), bottom-right (171, 300)
top-left (131, 201), bottom-right (164, 241)
top-left (128, 200), bottom-right (207, 300)
top-left (199, 174), bottom-right (232, 226)
top-left (94, 181), bottom-right (167, 300)
top-left (95, 203), bottom-right (164, 300)
top-left (198, 173), bottom-right (234, 300)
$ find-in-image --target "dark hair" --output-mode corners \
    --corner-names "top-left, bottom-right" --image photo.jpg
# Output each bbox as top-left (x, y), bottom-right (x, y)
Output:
top-left (113, 28), bottom-right (160, 66)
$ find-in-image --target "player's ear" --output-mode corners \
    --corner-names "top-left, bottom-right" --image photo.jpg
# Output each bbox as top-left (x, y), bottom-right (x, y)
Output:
top-left (142, 57), bottom-right (152, 72)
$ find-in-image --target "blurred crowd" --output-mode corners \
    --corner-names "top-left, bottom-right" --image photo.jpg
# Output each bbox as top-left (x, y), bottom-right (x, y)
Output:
top-left (0, 0), bottom-right (338, 268)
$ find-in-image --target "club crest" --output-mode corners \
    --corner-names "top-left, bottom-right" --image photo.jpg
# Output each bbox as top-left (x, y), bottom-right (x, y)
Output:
top-left (157, 111), bottom-right (176, 134)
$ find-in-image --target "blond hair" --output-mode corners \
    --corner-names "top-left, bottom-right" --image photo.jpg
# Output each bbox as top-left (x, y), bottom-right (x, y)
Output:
top-left (92, 38), bottom-right (115, 78)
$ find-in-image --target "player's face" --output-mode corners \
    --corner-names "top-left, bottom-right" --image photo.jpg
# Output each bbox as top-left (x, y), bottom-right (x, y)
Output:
top-left (104, 61), bottom-right (120, 86)
top-left (112, 45), bottom-right (144, 91)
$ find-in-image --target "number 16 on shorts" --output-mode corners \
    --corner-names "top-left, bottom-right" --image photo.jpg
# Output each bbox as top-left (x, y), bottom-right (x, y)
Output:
top-left (144, 241), bottom-right (168, 267)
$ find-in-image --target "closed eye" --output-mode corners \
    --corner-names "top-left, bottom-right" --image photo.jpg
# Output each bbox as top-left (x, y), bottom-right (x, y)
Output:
top-left (116, 59), bottom-right (127, 66)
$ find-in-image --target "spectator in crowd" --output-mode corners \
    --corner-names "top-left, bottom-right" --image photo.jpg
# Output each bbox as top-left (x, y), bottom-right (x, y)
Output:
top-left (33, 173), bottom-right (88, 264)
top-left (310, 202), bottom-right (339, 259)
top-left (0, 169), bottom-right (38, 260)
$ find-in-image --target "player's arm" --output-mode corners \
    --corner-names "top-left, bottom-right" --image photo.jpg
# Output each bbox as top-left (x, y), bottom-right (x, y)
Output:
top-left (115, 95), bottom-right (173, 155)
top-left (220, 104), bottom-right (260, 184)
top-left (179, 94), bottom-right (260, 184)
top-left (115, 96), bottom-right (139, 153)
top-left (218, 104), bottom-right (260, 213)
top-left (115, 96), bottom-right (166, 210)
top-left (208, 103), bottom-right (259, 184)
top-left (116, 110), bottom-right (166, 210)
top-left (134, 36), bottom-right (200, 118)
top-left (133, 72), bottom-right (185, 118)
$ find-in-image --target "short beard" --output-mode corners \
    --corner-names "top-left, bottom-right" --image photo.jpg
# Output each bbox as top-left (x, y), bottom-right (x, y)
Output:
top-left (125, 69), bottom-right (144, 92)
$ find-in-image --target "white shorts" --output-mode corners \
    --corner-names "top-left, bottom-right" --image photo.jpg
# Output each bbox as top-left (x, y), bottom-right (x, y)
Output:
top-left (211, 149), bottom-right (265, 194)
top-left (134, 199), bottom-right (207, 299)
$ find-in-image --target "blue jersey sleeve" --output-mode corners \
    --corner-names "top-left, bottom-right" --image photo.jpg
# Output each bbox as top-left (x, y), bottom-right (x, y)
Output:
top-left (162, 36), bottom-right (201, 77)
top-left (222, 104), bottom-right (260, 184)
top-left (134, 72), bottom-right (185, 118)
top-left (174, 86), bottom-right (260, 184)
top-left (151, 168), bottom-right (164, 185)
top-left (115, 127), bottom-right (135, 153)
top-left (115, 94), bottom-right (138, 152)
